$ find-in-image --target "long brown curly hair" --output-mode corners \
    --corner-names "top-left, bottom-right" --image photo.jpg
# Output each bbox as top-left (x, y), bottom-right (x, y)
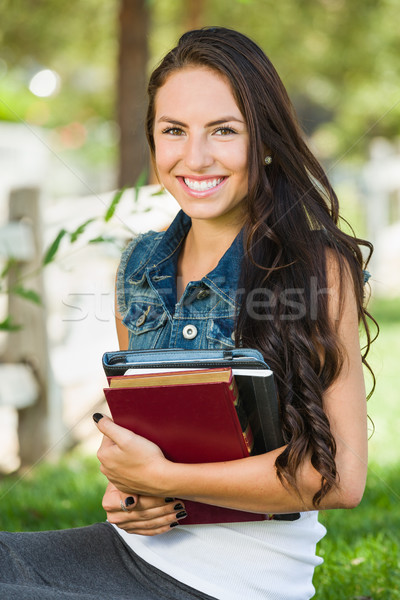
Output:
top-left (145, 27), bottom-right (377, 506)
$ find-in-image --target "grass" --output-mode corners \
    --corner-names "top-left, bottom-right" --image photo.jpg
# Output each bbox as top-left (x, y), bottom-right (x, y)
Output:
top-left (0, 453), bottom-right (106, 531)
top-left (0, 297), bottom-right (398, 598)
top-left (314, 462), bottom-right (400, 599)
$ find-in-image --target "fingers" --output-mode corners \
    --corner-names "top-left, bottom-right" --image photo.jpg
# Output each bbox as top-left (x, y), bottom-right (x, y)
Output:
top-left (104, 493), bottom-right (188, 536)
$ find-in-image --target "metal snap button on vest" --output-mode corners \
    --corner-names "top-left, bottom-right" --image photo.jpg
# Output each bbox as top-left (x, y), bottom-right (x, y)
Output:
top-left (136, 305), bottom-right (150, 327)
top-left (231, 331), bottom-right (236, 341)
top-left (196, 289), bottom-right (210, 300)
top-left (136, 314), bottom-right (146, 327)
top-left (183, 324), bottom-right (198, 340)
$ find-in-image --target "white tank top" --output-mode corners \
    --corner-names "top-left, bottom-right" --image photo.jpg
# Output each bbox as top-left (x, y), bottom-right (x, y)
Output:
top-left (113, 511), bottom-right (326, 600)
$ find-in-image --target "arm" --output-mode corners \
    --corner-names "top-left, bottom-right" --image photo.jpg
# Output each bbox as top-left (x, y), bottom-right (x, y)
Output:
top-left (97, 258), bottom-right (367, 514)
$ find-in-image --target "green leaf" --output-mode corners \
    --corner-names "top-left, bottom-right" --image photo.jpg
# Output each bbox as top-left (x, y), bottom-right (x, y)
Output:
top-left (42, 229), bottom-right (68, 265)
top-left (151, 187), bottom-right (166, 197)
top-left (104, 188), bottom-right (126, 222)
top-left (1, 258), bottom-right (18, 279)
top-left (70, 219), bottom-right (95, 243)
top-left (134, 170), bottom-right (148, 204)
top-left (11, 285), bottom-right (42, 305)
top-left (0, 316), bottom-right (22, 331)
top-left (88, 236), bottom-right (115, 244)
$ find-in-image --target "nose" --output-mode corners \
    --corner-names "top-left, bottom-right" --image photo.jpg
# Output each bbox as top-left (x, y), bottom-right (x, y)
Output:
top-left (184, 132), bottom-right (214, 172)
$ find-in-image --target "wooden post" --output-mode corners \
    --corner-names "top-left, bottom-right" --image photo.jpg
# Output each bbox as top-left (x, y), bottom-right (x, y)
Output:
top-left (5, 187), bottom-right (66, 465)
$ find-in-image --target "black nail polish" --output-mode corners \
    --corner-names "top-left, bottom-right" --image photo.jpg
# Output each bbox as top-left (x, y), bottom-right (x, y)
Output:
top-left (125, 496), bottom-right (135, 507)
top-left (176, 510), bottom-right (187, 519)
top-left (92, 413), bottom-right (103, 423)
top-left (164, 497), bottom-right (175, 503)
top-left (170, 521), bottom-right (179, 528)
top-left (173, 503), bottom-right (184, 511)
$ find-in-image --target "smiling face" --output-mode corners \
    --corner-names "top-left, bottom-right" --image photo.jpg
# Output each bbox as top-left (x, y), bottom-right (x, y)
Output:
top-left (153, 67), bottom-right (249, 228)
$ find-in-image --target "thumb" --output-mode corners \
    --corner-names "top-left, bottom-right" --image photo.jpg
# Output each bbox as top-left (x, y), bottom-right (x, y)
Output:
top-left (110, 482), bottom-right (139, 506)
top-left (109, 482), bottom-right (139, 507)
top-left (103, 482), bottom-right (139, 511)
top-left (92, 413), bottom-right (133, 446)
top-left (120, 490), bottom-right (139, 510)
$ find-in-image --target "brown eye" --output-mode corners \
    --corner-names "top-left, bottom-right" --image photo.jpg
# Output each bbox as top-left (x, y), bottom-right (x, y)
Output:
top-left (163, 127), bottom-right (185, 136)
top-left (214, 127), bottom-right (237, 136)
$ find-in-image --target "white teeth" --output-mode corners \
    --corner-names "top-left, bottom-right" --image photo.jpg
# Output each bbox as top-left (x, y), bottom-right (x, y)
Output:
top-left (183, 177), bottom-right (224, 191)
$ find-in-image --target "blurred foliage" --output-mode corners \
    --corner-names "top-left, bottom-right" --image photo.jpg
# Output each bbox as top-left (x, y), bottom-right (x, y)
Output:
top-left (370, 296), bottom-right (400, 324)
top-left (0, 0), bottom-right (399, 163)
top-left (0, 0), bottom-right (117, 123)
top-left (150, 0), bottom-right (400, 161)
top-left (0, 0), bottom-right (118, 167)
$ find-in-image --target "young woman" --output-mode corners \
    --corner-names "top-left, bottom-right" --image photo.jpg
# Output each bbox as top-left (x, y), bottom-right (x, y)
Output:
top-left (0, 27), bottom-right (375, 600)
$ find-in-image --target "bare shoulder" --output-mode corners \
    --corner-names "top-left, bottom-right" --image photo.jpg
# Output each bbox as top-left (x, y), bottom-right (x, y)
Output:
top-left (323, 247), bottom-right (360, 328)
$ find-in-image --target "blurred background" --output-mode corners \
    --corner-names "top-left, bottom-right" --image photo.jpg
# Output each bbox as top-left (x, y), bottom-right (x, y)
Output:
top-left (0, 2), bottom-right (399, 594)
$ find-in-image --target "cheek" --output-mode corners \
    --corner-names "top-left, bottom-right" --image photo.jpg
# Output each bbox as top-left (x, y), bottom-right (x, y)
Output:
top-left (216, 141), bottom-right (248, 174)
top-left (154, 142), bottom-right (181, 174)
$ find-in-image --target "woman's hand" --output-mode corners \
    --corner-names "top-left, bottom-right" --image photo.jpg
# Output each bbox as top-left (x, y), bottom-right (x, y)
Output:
top-left (94, 414), bottom-right (170, 496)
top-left (102, 482), bottom-right (188, 536)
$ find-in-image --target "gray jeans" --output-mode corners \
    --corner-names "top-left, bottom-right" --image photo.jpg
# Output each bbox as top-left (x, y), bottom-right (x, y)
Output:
top-left (0, 522), bottom-right (216, 600)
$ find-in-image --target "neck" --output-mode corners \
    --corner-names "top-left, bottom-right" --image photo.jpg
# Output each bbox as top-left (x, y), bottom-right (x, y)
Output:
top-left (176, 214), bottom-right (243, 298)
top-left (186, 219), bottom-right (240, 263)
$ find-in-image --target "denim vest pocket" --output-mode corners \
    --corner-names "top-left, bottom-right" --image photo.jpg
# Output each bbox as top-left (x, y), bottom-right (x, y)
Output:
top-left (123, 301), bottom-right (168, 349)
top-left (206, 318), bottom-right (235, 349)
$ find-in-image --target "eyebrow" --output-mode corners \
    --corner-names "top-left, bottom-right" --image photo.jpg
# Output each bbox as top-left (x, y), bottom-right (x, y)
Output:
top-left (157, 116), bottom-right (245, 127)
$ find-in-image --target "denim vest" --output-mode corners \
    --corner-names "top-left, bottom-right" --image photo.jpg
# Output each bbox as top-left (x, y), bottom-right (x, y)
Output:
top-left (116, 210), bottom-right (371, 351)
top-left (116, 211), bottom-right (242, 351)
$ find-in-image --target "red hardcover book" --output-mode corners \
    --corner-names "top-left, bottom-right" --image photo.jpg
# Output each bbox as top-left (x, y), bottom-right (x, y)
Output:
top-left (103, 368), bottom-right (267, 524)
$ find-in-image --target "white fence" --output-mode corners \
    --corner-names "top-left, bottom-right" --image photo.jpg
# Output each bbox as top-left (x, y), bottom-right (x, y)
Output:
top-left (0, 183), bottom-right (178, 472)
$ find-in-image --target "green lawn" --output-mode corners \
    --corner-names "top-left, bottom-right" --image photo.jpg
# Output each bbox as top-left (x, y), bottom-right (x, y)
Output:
top-left (314, 462), bottom-right (400, 599)
top-left (0, 298), bottom-right (398, 598)
top-left (0, 453), bottom-right (106, 531)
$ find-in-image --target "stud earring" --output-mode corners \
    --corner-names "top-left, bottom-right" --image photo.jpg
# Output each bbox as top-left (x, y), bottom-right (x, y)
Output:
top-left (264, 155), bottom-right (272, 165)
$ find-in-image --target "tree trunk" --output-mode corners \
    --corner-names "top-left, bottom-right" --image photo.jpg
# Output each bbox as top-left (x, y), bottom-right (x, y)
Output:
top-left (117, 0), bottom-right (150, 187)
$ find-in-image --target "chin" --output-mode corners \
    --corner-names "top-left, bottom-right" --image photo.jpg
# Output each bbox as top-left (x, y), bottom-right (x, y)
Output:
top-left (180, 206), bottom-right (226, 221)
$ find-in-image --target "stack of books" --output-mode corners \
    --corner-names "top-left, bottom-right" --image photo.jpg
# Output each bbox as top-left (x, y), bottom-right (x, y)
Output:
top-left (102, 349), bottom-right (298, 524)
